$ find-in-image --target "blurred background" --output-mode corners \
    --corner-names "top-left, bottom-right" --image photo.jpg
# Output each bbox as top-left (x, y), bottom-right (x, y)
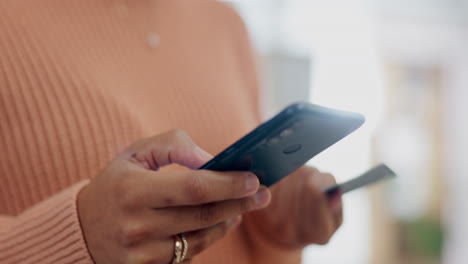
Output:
top-left (221, 0), bottom-right (468, 263)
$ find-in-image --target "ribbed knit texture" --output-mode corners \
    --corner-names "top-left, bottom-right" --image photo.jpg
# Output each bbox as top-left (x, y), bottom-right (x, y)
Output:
top-left (0, 0), bottom-right (286, 263)
top-left (0, 181), bottom-right (91, 263)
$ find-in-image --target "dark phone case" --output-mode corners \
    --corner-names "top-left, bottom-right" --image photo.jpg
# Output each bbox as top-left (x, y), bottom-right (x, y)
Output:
top-left (199, 102), bottom-right (365, 187)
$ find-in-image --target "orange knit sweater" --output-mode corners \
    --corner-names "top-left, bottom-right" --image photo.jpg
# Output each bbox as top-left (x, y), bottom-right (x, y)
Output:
top-left (0, 0), bottom-right (303, 263)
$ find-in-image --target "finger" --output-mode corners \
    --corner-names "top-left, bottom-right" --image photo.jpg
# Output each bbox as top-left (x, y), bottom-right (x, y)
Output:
top-left (328, 191), bottom-right (343, 229)
top-left (310, 200), bottom-right (337, 245)
top-left (158, 187), bottom-right (270, 234)
top-left (315, 174), bottom-right (342, 232)
top-left (303, 175), bottom-right (339, 245)
top-left (127, 169), bottom-right (260, 208)
top-left (130, 216), bottom-right (242, 264)
top-left (320, 174), bottom-right (343, 229)
top-left (122, 236), bottom-right (172, 264)
top-left (310, 172), bottom-right (337, 191)
top-left (328, 190), bottom-right (342, 210)
top-left (181, 215), bottom-right (242, 259)
top-left (334, 204), bottom-right (343, 230)
top-left (123, 129), bottom-right (213, 170)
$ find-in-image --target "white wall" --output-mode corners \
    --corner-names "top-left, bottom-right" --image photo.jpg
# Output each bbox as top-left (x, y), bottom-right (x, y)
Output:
top-left (441, 42), bottom-right (468, 264)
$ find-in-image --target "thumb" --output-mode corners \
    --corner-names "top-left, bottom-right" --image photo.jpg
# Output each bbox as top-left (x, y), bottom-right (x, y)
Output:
top-left (121, 129), bottom-right (213, 170)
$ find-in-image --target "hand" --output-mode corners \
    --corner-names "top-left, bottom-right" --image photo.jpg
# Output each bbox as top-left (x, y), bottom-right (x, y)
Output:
top-left (77, 129), bottom-right (271, 264)
top-left (244, 166), bottom-right (342, 250)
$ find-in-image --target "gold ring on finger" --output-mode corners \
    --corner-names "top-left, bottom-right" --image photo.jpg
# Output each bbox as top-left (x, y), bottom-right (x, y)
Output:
top-left (172, 235), bottom-right (183, 264)
top-left (179, 234), bottom-right (188, 262)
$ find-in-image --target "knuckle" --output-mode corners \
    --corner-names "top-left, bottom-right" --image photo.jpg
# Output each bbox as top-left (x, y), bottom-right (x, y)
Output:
top-left (336, 220), bottom-right (343, 230)
top-left (337, 216), bottom-right (344, 228)
top-left (316, 237), bottom-right (330, 245)
top-left (316, 226), bottom-right (333, 245)
top-left (118, 221), bottom-right (149, 246)
top-left (324, 173), bottom-right (337, 183)
top-left (125, 249), bottom-right (154, 264)
top-left (310, 167), bottom-right (320, 174)
top-left (171, 128), bottom-right (190, 141)
top-left (305, 166), bottom-right (320, 175)
top-left (126, 138), bottom-right (148, 156)
top-left (185, 174), bottom-right (209, 202)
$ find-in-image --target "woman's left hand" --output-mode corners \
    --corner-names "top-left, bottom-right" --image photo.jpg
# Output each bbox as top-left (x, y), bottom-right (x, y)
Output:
top-left (243, 166), bottom-right (343, 249)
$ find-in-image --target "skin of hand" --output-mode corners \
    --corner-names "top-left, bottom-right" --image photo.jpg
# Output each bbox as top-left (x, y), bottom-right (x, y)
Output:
top-left (77, 129), bottom-right (272, 264)
top-left (243, 166), bottom-right (343, 253)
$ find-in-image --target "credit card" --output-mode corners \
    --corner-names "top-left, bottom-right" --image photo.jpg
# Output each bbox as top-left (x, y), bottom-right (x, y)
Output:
top-left (324, 164), bottom-right (396, 197)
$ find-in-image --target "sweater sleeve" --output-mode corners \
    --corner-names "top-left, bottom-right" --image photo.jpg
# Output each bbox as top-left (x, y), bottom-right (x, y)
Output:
top-left (0, 180), bottom-right (94, 264)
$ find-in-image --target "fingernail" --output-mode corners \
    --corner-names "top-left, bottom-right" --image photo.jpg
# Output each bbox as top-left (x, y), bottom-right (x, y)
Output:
top-left (245, 173), bottom-right (259, 192)
top-left (254, 187), bottom-right (269, 206)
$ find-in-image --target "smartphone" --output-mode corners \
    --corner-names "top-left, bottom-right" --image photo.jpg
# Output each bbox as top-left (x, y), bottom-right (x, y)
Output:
top-left (324, 164), bottom-right (396, 197)
top-left (199, 102), bottom-right (365, 187)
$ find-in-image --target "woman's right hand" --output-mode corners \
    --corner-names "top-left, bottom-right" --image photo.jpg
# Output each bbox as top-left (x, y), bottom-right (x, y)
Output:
top-left (77, 129), bottom-right (271, 264)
